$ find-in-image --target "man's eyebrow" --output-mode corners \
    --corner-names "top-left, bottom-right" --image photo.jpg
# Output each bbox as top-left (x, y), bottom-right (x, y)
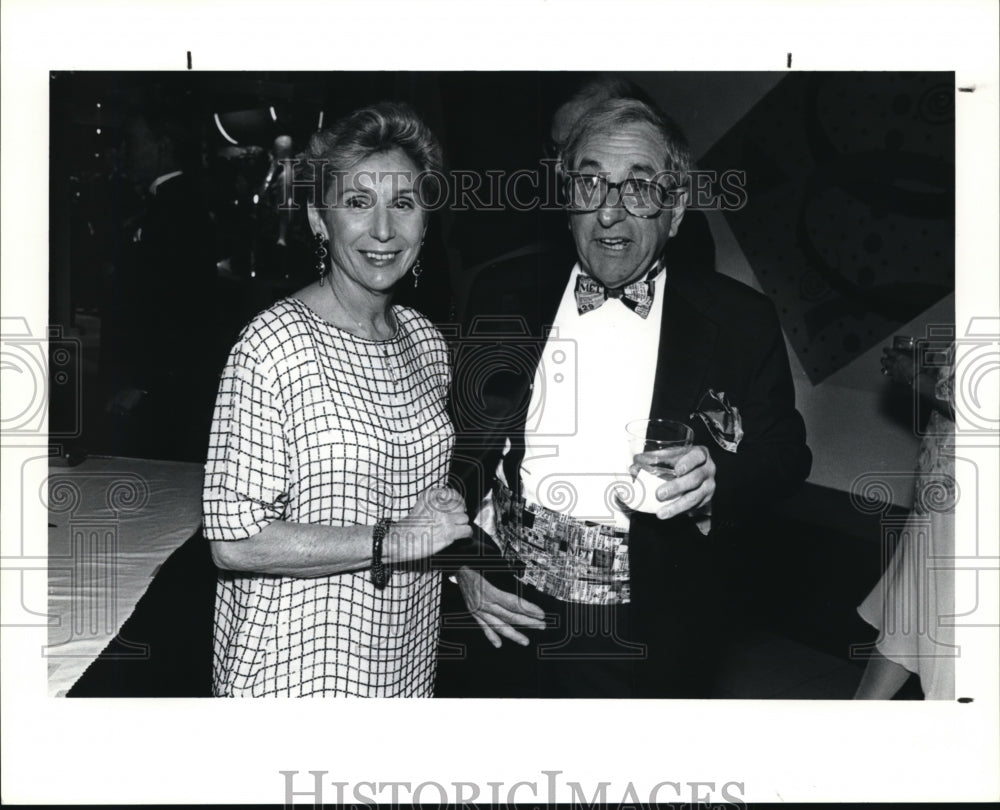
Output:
top-left (575, 159), bottom-right (661, 176)
top-left (627, 161), bottom-right (659, 176)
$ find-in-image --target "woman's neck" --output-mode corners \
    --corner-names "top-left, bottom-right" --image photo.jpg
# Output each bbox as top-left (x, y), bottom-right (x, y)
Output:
top-left (321, 275), bottom-right (396, 340)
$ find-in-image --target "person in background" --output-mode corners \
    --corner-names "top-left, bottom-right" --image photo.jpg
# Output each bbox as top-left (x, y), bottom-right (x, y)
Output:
top-left (252, 134), bottom-right (313, 286)
top-left (203, 101), bottom-right (471, 697)
top-left (855, 338), bottom-right (956, 699)
top-left (104, 104), bottom-right (222, 461)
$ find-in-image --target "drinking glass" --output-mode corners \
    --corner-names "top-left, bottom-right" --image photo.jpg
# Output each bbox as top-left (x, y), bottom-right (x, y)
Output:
top-left (620, 418), bottom-right (694, 513)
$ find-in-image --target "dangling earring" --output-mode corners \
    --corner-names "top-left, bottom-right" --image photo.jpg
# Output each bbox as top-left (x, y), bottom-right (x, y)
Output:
top-left (411, 238), bottom-right (425, 289)
top-left (313, 233), bottom-right (329, 285)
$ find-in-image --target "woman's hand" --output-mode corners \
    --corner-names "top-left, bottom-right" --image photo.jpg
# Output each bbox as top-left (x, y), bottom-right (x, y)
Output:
top-left (386, 487), bottom-right (472, 563)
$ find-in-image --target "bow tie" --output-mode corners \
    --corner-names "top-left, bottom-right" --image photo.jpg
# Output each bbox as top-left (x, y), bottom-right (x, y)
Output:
top-left (574, 267), bottom-right (659, 318)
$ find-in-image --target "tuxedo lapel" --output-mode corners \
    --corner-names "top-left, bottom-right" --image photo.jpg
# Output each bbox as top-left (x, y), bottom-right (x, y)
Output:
top-left (476, 255), bottom-right (569, 492)
top-left (648, 269), bottom-right (720, 422)
top-left (631, 267), bottom-right (721, 695)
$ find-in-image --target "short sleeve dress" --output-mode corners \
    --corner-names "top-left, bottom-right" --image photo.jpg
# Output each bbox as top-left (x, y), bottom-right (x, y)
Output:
top-left (203, 298), bottom-right (454, 697)
top-left (857, 348), bottom-right (956, 699)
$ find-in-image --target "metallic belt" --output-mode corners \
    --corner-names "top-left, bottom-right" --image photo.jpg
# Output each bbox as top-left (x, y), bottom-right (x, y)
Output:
top-left (492, 480), bottom-right (631, 605)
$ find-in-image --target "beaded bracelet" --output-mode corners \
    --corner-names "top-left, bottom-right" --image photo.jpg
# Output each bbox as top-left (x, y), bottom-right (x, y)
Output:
top-left (371, 518), bottom-right (393, 589)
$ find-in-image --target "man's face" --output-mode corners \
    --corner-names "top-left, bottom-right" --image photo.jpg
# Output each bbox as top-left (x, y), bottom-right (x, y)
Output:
top-left (567, 121), bottom-right (685, 288)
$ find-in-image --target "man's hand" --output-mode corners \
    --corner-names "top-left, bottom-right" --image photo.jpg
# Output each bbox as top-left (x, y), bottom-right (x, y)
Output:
top-left (454, 566), bottom-right (546, 648)
top-left (653, 445), bottom-right (716, 521)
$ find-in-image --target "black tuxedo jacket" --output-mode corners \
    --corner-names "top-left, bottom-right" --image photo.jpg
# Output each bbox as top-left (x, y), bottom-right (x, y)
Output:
top-left (446, 244), bottom-right (812, 691)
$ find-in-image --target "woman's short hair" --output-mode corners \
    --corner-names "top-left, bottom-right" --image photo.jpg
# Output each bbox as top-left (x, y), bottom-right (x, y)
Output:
top-left (561, 97), bottom-right (692, 184)
top-left (297, 101), bottom-right (445, 209)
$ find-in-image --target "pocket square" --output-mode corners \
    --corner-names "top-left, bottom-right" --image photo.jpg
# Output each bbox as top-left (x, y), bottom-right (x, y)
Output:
top-left (692, 389), bottom-right (743, 453)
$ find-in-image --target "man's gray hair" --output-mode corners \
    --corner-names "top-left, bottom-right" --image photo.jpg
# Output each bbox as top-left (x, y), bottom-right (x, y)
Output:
top-left (561, 97), bottom-right (693, 183)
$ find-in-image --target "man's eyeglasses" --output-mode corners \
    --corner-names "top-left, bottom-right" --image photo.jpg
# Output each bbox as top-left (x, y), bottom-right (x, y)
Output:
top-left (564, 172), bottom-right (682, 218)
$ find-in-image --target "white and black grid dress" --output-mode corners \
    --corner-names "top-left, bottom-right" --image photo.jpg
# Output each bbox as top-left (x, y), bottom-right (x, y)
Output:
top-left (203, 298), bottom-right (454, 697)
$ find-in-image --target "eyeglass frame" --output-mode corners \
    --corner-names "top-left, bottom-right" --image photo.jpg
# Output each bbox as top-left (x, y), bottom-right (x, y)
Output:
top-left (562, 170), bottom-right (686, 219)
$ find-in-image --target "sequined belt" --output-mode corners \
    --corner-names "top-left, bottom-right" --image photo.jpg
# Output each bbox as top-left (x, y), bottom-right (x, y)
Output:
top-left (492, 480), bottom-right (631, 605)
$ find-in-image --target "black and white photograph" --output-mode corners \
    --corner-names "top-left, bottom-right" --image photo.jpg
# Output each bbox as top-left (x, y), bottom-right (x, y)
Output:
top-left (2, 0), bottom-right (998, 806)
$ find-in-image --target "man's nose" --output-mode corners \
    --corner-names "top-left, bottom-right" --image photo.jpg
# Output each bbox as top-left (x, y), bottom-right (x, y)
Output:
top-left (597, 188), bottom-right (628, 226)
top-left (370, 204), bottom-right (394, 241)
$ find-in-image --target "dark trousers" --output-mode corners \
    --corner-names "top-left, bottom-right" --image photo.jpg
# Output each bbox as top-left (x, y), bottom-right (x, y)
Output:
top-left (435, 570), bottom-right (718, 699)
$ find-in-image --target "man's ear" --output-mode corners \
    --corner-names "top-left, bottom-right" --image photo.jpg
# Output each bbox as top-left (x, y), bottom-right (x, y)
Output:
top-left (306, 204), bottom-right (328, 241)
top-left (668, 187), bottom-right (687, 239)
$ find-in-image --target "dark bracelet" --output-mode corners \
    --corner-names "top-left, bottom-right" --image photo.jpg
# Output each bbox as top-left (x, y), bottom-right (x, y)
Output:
top-left (371, 518), bottom-right (393, 589)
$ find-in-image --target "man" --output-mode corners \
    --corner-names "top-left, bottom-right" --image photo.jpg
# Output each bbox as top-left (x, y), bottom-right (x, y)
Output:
top-left (437, 96), bottom-right (811, 698)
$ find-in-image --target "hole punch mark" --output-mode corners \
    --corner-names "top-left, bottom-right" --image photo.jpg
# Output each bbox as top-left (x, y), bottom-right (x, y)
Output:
top-left (957, 697), bottom-right (974, 703)
top-left (958, 86), bottom-right (975, 93)
top-left (187, 51), bottom-right (192, 70)
top-left (787, 52), bottom-right (792, 68)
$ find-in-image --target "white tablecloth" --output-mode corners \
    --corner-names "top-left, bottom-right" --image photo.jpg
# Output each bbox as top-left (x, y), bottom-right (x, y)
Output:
top-left (47, 456), bottom-right (204, 696)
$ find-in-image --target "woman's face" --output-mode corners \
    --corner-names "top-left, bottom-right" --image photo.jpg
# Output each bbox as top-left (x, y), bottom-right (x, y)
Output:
top-left (308, 148), bottom-right (427, 296)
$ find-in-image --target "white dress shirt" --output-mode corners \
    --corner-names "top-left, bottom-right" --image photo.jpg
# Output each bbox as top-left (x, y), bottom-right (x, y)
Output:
top-left (517, 262), bottom-right (666, 529)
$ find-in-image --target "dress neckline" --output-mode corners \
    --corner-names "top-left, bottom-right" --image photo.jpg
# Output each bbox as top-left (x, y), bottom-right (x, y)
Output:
top-left (285, 296), bottom-right (403, 344)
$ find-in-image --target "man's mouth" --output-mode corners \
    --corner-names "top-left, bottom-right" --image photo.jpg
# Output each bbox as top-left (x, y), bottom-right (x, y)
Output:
top-left (360, 250), bottom-right (401, 266)
top-left (596, 237), bottom-right (631, 251)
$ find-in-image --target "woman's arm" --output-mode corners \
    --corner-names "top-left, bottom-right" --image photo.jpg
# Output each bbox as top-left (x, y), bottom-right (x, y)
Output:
top-left (211, 521), bottom-right (374, 578)
top-left (211, 487), bottom-right (472, 578)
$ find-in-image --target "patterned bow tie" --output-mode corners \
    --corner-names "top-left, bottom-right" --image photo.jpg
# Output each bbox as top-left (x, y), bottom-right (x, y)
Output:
top-left (574, 267), bottom-right (659, 318)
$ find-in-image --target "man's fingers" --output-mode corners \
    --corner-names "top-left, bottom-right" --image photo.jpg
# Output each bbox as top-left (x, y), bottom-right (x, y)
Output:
top-left (672, 445), bottom-right (709, 477)
top-left (487, 587), bottom-right (546, 622)
top-left (481, 599), bottom-right (547, 631)
top-left (489, 621), bottom-right (531, 647)
top-left (465, 593), bottom-right (537, 646)
top-left (656, 484), bottom-right (711, 520)
top-left (656, 470), bottom-right (702, 501)
top-left (473, 609), bottom-right (531, 646)
top-left (471, 613), bottom-right (503, 648)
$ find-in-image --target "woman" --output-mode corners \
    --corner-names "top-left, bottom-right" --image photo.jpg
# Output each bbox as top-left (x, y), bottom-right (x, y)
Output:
top-left (203, 101), bottom-right (471, 697)
top-left (855, 338), bottom-right (956, 699)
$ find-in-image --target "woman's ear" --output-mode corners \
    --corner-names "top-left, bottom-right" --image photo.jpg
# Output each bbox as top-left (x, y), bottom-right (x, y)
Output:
top-left (306, 205), bottom-right (328, 241)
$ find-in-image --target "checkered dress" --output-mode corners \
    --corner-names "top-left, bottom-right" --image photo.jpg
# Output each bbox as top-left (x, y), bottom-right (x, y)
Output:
top-left (203, 298), bottom-right (454, 697)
